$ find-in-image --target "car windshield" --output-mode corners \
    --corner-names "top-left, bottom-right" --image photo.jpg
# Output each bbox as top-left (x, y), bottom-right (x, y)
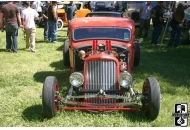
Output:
top-left (73, 27), bottom-right (131, 42)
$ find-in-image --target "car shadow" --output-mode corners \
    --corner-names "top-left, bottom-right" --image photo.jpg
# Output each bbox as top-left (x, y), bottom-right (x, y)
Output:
top-left (121, 111), bottom-right (152, 123)
top-left (56, 37), bottom-right (67, 43)
top-left (22, 104), bottom-right (45, 122)
top-left (56, 44), bottom-right (64, 51)
top-left (36, 40), bottom-right (48, 44)
top-left (33, 69), bottom-right (70, 95)
top-left (28, 60), bottom-right (71, 121)
top-left (49, 60), bottom-right (65, 71)
top-left (0, 49), bottom-right (6, 52)
top-left (133, 45), bottom-right (190, 95)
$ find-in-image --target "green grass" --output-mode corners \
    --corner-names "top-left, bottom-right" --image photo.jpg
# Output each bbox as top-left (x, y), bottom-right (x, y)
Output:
top-left (0, 26), bottom-right (190, 127)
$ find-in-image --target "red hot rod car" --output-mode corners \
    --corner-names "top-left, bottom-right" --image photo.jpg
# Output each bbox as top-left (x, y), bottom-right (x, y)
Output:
top-left (42, 17), bottom-right (161, 120)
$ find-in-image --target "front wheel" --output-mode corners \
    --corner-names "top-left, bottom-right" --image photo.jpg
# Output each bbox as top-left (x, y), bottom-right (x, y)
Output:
top-left (57, 18), bottom-right (64, 30)
top-left (142, 77), bottom-right (160, 120)
top-left (42, 76), bottom-right (60, 118)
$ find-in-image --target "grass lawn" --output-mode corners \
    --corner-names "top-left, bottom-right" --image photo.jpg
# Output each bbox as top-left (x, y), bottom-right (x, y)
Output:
top-left (0, 26), bottom-right (189, 127)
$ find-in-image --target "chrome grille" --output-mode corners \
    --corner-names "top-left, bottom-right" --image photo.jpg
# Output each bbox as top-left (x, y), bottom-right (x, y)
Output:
top-left (86, 60), bottom-right (117, 104)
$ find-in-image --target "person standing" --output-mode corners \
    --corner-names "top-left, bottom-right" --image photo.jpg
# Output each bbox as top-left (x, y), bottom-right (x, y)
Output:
top-left (138, 1), bottom-right (152, 38)
top-left (47, 1), bottom-right (58, 43)
top-left (21, 2), bottom-right (39, 52)
top-left (42, 1), bottom-right (50, 41)
top-left (65, 1), bottom-right (77, 36)
top-left (0, 1), bottom-right (22, 53)
top-left (114, 1), bottom-right (120, 12)
top-left (167, 3), bottom-right (185, 48)
top-left (151, 1), bottom-right (164, 45)
top-left (32, 1), bottom-right (43, 17)
top-left (0, 2), bottom-right (5, 32)
top-left (84, 1), bottom-right (91, 11)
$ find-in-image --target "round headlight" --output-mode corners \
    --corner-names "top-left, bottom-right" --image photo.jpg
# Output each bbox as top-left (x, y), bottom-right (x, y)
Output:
top-left (69, 72), bottom-right (84, 87)
top-left (118, 72), bottom-right (132, 88)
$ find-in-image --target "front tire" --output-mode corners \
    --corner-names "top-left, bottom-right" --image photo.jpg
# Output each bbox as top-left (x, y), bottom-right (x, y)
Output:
top-left (142, 77), bottom-right (160, 120)
top-left (42, 76), bottom-right (60, 118)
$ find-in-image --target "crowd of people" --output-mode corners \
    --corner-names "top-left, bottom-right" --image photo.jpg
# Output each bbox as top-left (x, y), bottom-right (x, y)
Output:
top-left (138, 1), bottom-right (188, 48)
top-left (0, 1), bottom-right (189, 53)
top-left (0, 1), bottom-right (77, 53)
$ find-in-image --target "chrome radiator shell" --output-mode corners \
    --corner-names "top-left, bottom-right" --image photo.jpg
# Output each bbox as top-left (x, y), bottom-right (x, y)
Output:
top-left (85, 60), bottom-right (117, 104)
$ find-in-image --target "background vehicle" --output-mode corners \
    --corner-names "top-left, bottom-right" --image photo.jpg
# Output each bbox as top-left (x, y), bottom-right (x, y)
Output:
top-left (42, 17), bottom-right (161, 121)
top-left (37, 1), bottom-right (91, 30)
top-left (57, 1), bottom-right (91, 30)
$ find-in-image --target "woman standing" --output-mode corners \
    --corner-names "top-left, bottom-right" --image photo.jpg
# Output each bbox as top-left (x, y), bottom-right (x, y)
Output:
top-left (167, 3), bottom-right (185, 48)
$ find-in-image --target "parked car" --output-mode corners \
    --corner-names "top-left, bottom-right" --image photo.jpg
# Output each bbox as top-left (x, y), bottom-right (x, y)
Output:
top-left (85, 11), bottom-right (123, 17)
top-left (42, 17), bottom-right (161, 121)
top-left (37, 1), bottom-right (91, 30)
top-left (56, 1), bottom-right (91, 30)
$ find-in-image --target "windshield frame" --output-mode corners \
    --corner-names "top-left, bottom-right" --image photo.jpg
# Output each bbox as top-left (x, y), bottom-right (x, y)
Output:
top-left (72, 27), bottom-right (132, 42)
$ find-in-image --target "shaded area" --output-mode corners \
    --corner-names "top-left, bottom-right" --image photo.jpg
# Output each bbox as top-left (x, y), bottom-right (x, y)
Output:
top-left (36, 40), bottom-right (49, 44)
top-left (134, 26), bottom-right (190, 95)
top-left (22, 104), bottom-right (44, 122)
top-left (57, 31), bottom-right (67, 43)
top-left (56, 37), bottom-right (67, 43)
top-left (0, 49), bottom-right (7, 52)
top-left (133, 44), bottom-right (190, 95)
top-left (50, 60), bottom-right (65, 71)
top-left (122, 111), bottom-right (152, 123)
top-left (33, 70), bottom-right (70, 95)
top-left (57, 34), bottom-right (67, 38)
top-left (56, 44), bottom-right (64, 51)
